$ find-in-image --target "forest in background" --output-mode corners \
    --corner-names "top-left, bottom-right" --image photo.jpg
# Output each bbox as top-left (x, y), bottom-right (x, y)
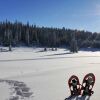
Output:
top-left (0, 20), bottom-right (100, 49)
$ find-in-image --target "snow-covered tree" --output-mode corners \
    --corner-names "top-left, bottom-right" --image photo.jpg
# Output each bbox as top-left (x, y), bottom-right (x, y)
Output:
top-left (70, 33), bottom-right (78, 53)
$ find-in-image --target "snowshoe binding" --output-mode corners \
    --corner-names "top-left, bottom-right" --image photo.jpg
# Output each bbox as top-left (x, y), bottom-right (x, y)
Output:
top-left (68, 75), bottom-right (81, 96)
top-left (81, 73), bottom-right (95, 96)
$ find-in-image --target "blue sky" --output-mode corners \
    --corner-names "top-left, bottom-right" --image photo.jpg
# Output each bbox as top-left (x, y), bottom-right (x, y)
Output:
top-left (0, 0), bottom-right (100, 32)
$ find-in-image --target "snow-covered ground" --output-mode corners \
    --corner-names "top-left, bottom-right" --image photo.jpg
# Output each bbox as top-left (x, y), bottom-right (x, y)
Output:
top-left (0, 47), bottom-right (100, 100)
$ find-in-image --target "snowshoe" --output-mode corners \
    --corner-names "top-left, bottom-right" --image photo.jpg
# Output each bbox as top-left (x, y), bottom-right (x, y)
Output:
top-left (68, 75), bottom-right (81, 97)
top-left (81, 73), bottom-right (95, 96)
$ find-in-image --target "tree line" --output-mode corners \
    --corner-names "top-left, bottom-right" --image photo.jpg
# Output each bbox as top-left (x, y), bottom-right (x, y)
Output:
top-left (0, 20), bottom-right (100, 49)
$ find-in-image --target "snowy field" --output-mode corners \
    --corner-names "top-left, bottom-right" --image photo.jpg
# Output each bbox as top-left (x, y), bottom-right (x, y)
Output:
top-left (0, 47), bottom-right (100, 100)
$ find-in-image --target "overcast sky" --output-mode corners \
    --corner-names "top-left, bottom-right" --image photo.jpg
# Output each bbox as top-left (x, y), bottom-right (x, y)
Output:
top-left (0, 0), bottom-right (100, 32)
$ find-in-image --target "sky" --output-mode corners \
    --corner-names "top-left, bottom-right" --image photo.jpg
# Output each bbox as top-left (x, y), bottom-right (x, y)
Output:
top-left (0, 0), bottom-right (100, 32)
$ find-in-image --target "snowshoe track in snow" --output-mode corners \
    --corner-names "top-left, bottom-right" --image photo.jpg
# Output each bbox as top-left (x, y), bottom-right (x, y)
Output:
top-left (0, 79), bottom-right (33, 100)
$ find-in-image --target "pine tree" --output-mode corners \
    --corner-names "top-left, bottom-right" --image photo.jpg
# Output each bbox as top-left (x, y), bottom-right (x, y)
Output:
top-left (70, 33), bottom-right (78, 53)
top-left (9, 44), bottom-right (12, 51)
top-left (26, 28), bottom-right (30, 45)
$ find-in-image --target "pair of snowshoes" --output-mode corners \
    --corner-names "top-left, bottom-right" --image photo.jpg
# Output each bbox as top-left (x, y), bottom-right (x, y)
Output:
top-left (68, 73), bottom-right (95, 97)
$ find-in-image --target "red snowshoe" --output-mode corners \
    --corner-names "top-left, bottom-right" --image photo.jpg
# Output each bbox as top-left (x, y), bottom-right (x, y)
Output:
top-left (81, 73), bottom-right (95, 96)
top-left (68, 75), bottom-right (81, 96)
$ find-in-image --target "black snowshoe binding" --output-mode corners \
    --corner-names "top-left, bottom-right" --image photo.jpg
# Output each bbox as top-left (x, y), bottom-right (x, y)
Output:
top-left (68, 75), bottom-right (81, 96)
top-left (81, 73), bottom-right (95, 96)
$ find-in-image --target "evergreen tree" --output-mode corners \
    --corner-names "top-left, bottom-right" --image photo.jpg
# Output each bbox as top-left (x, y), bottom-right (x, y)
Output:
top-left (0, 20), bottom-right (100, 49)
top-left (70, 33), bottom-right (78, 53)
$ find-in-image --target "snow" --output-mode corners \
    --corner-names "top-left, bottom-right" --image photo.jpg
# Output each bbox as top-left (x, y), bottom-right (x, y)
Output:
top-left (0, 82), bottom-right (11, 100)
top-left (0, 47), bottom-right (100, 100)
